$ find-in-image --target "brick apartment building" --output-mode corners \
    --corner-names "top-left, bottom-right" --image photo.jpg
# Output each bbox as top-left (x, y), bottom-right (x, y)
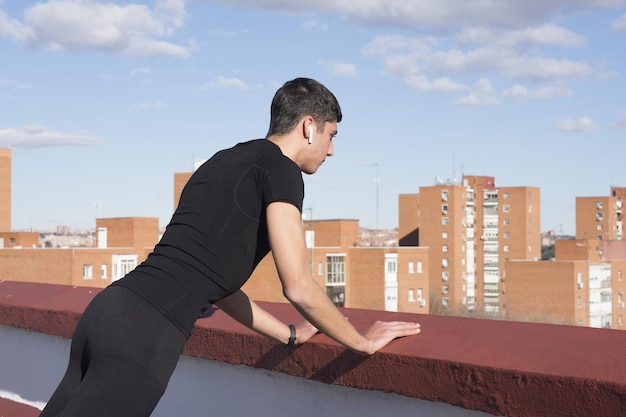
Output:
top-left (0, 148), bottom-right (160, 287)
top-left (0, 217), bottom-right (159, 288)
top-left (502, 239), bottom-right (626, 329)
top-left (0, 149), bottom-right (10, 233)
top-left (576, 187), bottom-right (625, 241)
top-left (398, 175), bottom-right (541, 314)
top-left (502, 188), bottom-right (626, 330)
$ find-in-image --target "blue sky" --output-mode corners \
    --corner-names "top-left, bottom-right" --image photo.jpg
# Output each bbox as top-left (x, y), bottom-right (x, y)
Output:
top-left (1, 0), bottom-right (625, 235)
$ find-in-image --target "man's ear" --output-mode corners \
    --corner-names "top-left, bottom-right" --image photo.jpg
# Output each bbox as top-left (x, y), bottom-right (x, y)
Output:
top-left (301, 116), bottom-right (315, 142)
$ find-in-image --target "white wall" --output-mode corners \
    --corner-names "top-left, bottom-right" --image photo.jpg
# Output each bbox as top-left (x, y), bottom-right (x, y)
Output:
top-left (0, 325), bottom-right (495, 417)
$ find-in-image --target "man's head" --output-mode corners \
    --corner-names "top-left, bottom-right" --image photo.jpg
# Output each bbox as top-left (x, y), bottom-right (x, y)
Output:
top-left (266, 78), bottom-right (342, 137)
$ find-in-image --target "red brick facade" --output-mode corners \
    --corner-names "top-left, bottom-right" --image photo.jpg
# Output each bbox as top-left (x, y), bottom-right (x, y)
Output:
top-left (0, 149), bottom-right (10, 232)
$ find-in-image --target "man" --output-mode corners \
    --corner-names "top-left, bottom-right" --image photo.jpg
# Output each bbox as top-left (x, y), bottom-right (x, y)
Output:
top-left (40, 78), bottom-right (420, 417)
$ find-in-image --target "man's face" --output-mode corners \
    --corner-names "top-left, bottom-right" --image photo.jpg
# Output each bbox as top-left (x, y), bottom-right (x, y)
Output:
top-left (303, 121), bottom-right (337, 175)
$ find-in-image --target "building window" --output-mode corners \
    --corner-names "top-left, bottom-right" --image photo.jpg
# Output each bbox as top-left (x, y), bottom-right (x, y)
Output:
top-left (503, 205), bottom-right (510, 213)
top-left (386, 257), bottom-right (398, 274)
top-left (442, 298), bottom-right (449, 307)
top-left (442, 285), bottom-right (449, 295)
top-left (597, 224), bottom-right (603, 231)
top-left (528, 205), bottom-right (532, 213)
top-left (408, 289), bottom-right (415, 302)
top-left (83, 264), bottom-right (93, 279)
top-left (503, 218), bottom-right (510, 225)
top-left (112, 255), bottom-right (138, 281)
top-left (441, 190), bottom-right (448, 201)
top-left (503, 245), bottom-right (510, 252)
top-left (596, 212), bottom-right (603, 221)
top-left (504, 232), bottom-right (510, 238)
top-left (9, 237), bottom-right (16, 244)
top-left (442, 204), bottom-right (448, 215)
top-left (503, 192), bottom-right (509, 199)
top-left (416, 261), bottom-right (423, 273)
top-left (326, 286), bottom-right (344, 307)
top-left (318, 261), bottom-right (323, 276)
top-left (442, 258), bottom-right (448, 268)
top-left (327, 255), bottom-right (346, 284)
top-left (442, 271), bottom-right (449, 281)
top-left (442, 245), bottom-right (448, 252)
top-left (596, 201), bottom-right (603, 210)
top-left (577, 297), bottom-right (582, 308)
top-left (577, 272), bottom-right (584, 289)
top-left (408, 262), bottom-right (415, 274)
top-left (442, 217), bottom-right (449, 225)
top-left (442, 232), bottom-right (448, 239)
top-left (101, 264), bottom-right (108, 279)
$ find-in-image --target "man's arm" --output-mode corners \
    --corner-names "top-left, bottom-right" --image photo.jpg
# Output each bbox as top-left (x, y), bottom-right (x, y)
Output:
top-left (214, 290), bottom-right (318, 345)
top-left (267, 201), bottom-right (420, 355)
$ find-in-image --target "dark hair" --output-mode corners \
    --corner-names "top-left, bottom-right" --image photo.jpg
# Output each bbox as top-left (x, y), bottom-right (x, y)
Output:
top-left (266, 78), bottom-right (342, 137)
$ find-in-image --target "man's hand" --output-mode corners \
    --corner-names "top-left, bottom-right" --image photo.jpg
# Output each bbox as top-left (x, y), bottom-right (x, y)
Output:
top-left (358, 321), bottom-right (421, 355)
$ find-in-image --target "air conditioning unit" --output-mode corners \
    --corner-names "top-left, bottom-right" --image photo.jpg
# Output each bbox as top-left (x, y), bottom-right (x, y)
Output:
top-left (419, 299), bottom-right (426, 307)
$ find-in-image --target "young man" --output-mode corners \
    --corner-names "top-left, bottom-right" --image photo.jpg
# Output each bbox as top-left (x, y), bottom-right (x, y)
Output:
top-left (40, 78), bottom-right (420, 417)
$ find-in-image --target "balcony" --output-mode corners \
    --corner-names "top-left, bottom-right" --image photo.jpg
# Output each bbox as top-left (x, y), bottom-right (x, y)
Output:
top-left (1, 280), bottom-right (625, 417)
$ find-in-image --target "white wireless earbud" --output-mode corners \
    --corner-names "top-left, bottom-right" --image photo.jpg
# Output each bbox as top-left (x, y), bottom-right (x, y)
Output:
top-left (308, 126), bottom-right (313, 144)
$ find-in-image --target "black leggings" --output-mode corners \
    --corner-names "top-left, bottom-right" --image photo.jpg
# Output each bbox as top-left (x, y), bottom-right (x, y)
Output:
top-left (40, 286), bottom-right (188, 417)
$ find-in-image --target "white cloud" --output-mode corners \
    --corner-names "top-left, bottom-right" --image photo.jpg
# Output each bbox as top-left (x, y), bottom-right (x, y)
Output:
top-left (454, 78), bottom-right (499, 106)
top-left (130, 67), bottom-right (152, 77)
top-left (208, 0), bottom-right (623, 30)
top-left (320, 60), bottom-right (358, 77)
top-left (133, 100), bottom-right (169, 110)
top-left (1, 0), bottom-right (190, 57)
top-left (155, 0), bottom-right (186, 31)
top-left (200, 76), bottom-right (253, 91)
top-left (0, 125), bottom-right (103, 147)
top-left (502, 84), bottom-right (529, 101)
top-left (611, 13), bottom-right (626, 31)
top-left (426, 47), bottom-right (590, 83)
top-left (0, 9), bottom-right (35, 43)
top-left (530, 85), bottom-right (574, 99)
top-left (555, 116), bottom-right (596, 132)
top-left (303, 19), bottom-right (328, 30)
top-left (362, 35), bottom-right (434, 59)
top-left (458, 24), bottom-right (586, 48)
top-left (405, 75), bottom-right (467, 92)
top-left (503, 84), bottom-right (574, 102)
top-left (363, 29), bottom-right (591, 98)
top-left (611, 111), bottom-right (626, 129)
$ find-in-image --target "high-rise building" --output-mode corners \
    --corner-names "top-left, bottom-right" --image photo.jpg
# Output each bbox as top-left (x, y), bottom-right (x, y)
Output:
top-left (575, 188), bottom-right (624, 241)
top-left (0, 148), bottom-right (11, 232)
top-left (399, 175), bottom-right (540, 313)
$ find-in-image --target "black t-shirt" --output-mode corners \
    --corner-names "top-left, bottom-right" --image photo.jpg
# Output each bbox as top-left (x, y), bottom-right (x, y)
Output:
top-left (113, 139), bottom-right (304, 337)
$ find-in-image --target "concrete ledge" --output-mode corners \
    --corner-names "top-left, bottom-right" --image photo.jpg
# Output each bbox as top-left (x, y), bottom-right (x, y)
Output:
top-left (1, 280), bottom-right (625, 417)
